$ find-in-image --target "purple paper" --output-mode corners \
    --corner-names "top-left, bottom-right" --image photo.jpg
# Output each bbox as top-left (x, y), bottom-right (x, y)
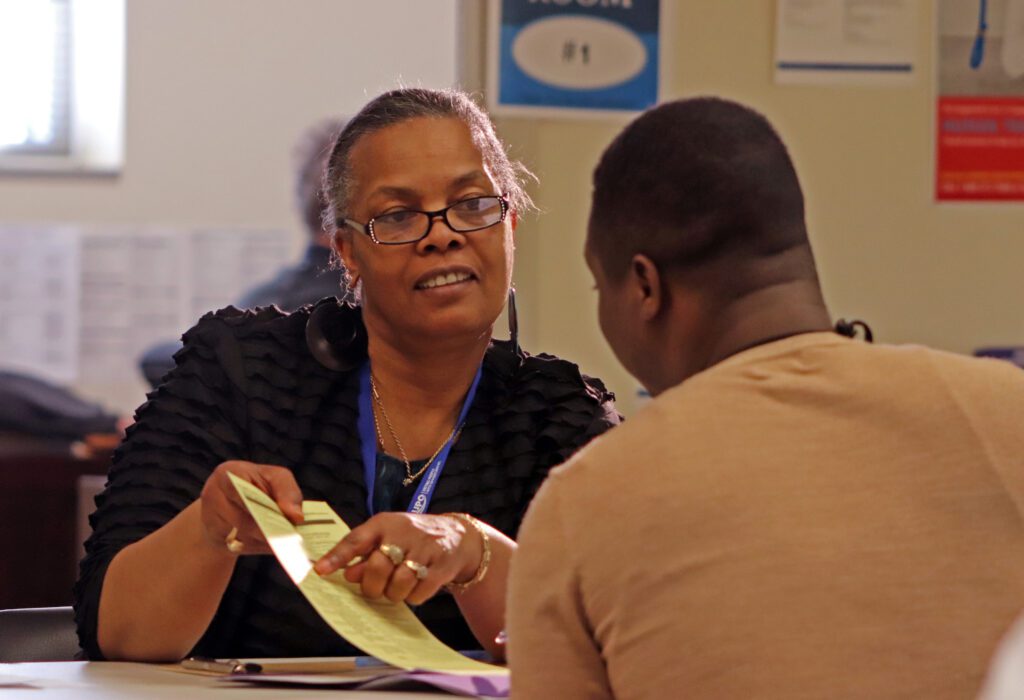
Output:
top-left (386, 670), bottom-right (509, 697)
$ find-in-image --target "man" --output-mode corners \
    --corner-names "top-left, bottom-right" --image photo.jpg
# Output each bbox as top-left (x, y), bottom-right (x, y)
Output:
top-left (507, 97), bottom-right (1024, 699)
top-left (139, 118), bottom-right (351, 387)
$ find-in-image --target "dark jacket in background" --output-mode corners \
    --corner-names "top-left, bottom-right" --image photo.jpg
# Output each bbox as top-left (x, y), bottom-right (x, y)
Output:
top-left (139, 244), bottom-right (345, 388)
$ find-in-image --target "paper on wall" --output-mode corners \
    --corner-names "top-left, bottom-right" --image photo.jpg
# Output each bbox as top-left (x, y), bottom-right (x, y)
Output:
top-left (0, 225), bottom-right (289, 383)
top-left (775, 0), bottom-right (918, 85)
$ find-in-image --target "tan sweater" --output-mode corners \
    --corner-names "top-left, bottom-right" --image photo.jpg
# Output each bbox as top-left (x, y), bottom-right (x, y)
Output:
top-left (508, 333), bottom-right (1024, 699)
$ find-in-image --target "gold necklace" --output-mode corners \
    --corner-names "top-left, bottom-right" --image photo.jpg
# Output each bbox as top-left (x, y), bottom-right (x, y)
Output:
top-left (370, 374), bottom-right (463, 486)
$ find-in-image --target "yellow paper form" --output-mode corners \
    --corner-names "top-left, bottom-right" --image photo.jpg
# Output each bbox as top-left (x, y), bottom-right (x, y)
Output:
top-left (228, 473), bottom-right (505, 675)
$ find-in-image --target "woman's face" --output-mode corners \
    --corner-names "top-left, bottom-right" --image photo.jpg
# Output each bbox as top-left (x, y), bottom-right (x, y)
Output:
top-left (337, 116), bottom-right (514, 348)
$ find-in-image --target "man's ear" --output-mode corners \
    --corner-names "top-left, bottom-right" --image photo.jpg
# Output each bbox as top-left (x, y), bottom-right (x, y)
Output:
top-left (629, 254), bottom-right (662, 321)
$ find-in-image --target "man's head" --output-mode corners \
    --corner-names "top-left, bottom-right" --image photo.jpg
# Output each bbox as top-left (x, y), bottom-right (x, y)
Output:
top-left (293, 117), bottom-right (347, 245)
top-left (586, 97), bottom-right (828, 393)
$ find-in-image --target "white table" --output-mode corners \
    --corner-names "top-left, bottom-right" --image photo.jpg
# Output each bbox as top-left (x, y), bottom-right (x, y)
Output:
top-left (0, 661), bottom-right (454, 698)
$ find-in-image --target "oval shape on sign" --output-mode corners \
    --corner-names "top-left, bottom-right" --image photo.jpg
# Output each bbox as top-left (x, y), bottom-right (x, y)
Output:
top-left (512, 16), bottom-right (647, 90)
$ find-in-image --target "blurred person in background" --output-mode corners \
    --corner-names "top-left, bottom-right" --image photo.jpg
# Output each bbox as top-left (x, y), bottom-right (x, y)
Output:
top-left (138, 118), bottom-right (351, 388)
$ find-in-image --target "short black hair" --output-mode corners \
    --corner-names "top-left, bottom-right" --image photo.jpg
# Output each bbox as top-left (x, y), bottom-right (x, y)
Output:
top-left (589, 97), bottom-right (809, 286)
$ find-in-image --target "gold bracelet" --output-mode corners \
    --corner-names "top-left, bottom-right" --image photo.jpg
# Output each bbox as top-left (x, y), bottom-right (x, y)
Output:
top-left (443, 512), bottom-right (490, 593)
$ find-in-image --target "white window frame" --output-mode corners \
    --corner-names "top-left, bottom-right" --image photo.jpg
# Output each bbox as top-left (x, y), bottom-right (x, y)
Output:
top-left (0, 0), bottom-right (125, 174)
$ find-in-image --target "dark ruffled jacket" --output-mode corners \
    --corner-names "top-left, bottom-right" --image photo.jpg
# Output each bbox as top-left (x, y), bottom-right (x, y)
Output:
top-left (74, 299), bottom-right (620, 659)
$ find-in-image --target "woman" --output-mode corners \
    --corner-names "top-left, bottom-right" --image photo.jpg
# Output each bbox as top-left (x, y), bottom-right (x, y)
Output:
top-left (74, 88), bottom-right (619, 662)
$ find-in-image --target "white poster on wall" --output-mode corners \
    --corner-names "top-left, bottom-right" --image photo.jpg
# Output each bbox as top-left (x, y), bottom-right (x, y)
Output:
top-left (0, 226), bottom-right (81, 382)
top-left (774, 0), bottom-right (918, 85)
top-left (0, 226), bottom-right (289, 384)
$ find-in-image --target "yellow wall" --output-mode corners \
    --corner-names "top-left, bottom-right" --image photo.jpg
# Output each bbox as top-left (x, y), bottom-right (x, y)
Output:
top-left (495, 1), bottom-right (1024, 415)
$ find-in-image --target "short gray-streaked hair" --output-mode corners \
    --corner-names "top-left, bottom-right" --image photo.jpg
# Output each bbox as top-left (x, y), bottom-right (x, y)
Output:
top-left (322, 88), bottom-right (535, 234)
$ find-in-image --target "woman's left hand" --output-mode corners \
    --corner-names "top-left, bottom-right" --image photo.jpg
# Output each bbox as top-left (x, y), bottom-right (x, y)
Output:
top-left (313, 512), bottom-right (482, 605)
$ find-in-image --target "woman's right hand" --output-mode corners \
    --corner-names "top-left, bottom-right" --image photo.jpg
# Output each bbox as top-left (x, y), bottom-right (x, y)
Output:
top-left (199, 460), bottom-right (305, 555)
top-left (96, 461), bottom-right (305, 660)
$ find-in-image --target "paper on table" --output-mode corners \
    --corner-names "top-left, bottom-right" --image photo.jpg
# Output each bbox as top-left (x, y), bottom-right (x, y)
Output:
top-left (228, 474), bottom-right (506, 676)
top-left (0, 673), bottom-right (41, 688)
top-left (224, 670), bottom-right (509, 698)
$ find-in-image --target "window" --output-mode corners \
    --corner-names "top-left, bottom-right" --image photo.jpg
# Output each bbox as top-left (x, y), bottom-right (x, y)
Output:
top-left (0, 0), bottom-right (70, 155)
top-left (0, 0), bottom-right (124, 173)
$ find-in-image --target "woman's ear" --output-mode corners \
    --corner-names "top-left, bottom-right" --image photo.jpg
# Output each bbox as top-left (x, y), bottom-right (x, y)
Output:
top-left (510, 210), bottom-right (518, 233)
top-left (334, 229), bottom-right (359, 284)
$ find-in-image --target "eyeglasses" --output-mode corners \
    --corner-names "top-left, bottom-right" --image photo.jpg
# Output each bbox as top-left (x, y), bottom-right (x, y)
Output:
top-left (340, 195), bottom-right (509, 245)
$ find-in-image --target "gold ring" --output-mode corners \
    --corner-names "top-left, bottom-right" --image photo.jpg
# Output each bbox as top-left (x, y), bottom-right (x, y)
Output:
top-left (225, 527), bottom-right (244, 554)
top-left (403, 559), bottom-right (429, 580)
top-left (378, 543), bottom-right (405, 566)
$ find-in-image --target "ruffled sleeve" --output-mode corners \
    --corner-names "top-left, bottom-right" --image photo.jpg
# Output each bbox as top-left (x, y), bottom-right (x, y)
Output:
top-left (437, 342), bottom-right (621, 540)
top-left (73, 308), bottom-right (253, 659)
top-left (509, 350), bottom-right (620, 522)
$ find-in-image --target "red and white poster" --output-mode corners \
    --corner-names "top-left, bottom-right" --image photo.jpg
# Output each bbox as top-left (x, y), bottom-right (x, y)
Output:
top-left (937, 0), bottom-right (1024, 201)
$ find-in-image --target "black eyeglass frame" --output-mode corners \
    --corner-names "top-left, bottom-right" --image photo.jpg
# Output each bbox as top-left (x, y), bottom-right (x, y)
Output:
top-left (338, 194), bottom-right (509, 246)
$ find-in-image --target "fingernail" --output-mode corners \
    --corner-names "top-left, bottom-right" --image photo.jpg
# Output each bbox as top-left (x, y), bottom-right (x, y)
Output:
top-left (344, 555), bottom-right (365, 568)
top-left (315, 556), bottom-right (337, 575)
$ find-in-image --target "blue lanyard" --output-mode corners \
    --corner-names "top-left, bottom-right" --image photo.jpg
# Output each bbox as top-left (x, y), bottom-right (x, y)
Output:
top-left (357, 361), bottom-right (483, 516)
top-left (971, 0), bottom-right (988, 69)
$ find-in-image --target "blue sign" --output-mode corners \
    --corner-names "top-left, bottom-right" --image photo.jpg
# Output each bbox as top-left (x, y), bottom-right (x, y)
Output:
top-left (493, 0), bottom-right (660, 114)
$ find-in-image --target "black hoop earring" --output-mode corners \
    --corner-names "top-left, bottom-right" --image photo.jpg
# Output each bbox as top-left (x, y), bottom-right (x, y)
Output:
top-left (834, 318), bottom-right (874, 343)
top-left (508, 286), bottom-right (520, 355)
top-left (305, 299), bottom-right (368, 371)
